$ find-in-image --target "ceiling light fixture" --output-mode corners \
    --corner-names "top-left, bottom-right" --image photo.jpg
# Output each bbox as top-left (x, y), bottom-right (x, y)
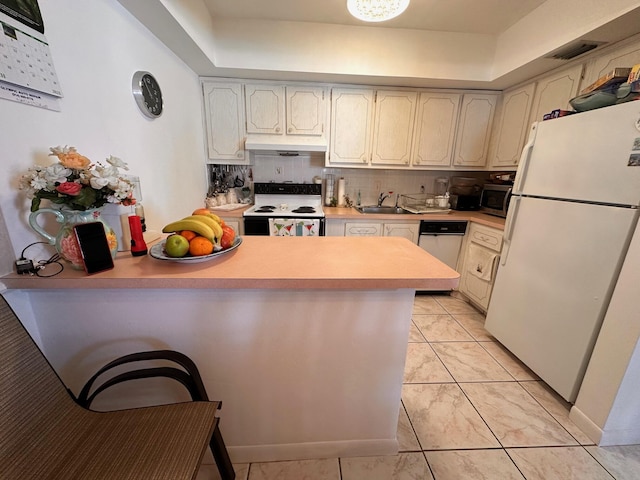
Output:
top-left (347, 0), bottom-right (410, 23)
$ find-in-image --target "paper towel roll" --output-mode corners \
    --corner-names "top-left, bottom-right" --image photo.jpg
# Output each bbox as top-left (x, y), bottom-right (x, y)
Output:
top-left (337, 177), bottom-right (346, 207)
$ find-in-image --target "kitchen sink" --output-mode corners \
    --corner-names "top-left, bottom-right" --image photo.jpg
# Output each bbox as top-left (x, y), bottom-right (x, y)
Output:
top-left (356, 206), bottom-right (407, 214)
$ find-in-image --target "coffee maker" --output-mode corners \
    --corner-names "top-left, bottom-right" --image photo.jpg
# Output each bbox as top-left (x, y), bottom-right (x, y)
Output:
top-left (448, 177), bottom-right (482, 211)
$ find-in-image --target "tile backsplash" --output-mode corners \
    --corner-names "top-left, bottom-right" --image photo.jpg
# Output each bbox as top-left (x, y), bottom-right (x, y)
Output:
top-left (243, 153), bottom-right (491, 207)
top-left (252, 154), bottom-right (489, 205)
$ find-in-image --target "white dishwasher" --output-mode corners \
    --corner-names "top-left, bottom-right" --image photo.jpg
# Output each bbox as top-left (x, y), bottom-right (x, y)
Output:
top-left (418, 221), bottom-right (468, 270)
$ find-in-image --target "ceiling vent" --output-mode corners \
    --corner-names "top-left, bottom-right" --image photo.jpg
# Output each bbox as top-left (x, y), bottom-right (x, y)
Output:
top-left (546, 41), bottom-right (606, 60)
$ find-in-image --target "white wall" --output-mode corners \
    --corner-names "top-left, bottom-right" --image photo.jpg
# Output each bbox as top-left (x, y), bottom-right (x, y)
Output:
top-left (0, 0), bottom-right (208, 275)
top-left (209, 19), bottom-right (496, 84)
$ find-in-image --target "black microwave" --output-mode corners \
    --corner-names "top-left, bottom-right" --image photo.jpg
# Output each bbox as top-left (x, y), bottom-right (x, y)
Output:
top-left (480, 184), bottom-right (512, 218)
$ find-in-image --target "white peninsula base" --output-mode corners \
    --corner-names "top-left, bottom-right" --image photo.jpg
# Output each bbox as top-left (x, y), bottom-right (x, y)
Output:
top-left (4, 287), bottom-right (415, 464)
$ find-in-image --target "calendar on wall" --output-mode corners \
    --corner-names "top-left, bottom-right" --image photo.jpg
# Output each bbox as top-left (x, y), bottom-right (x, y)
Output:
top-left (0, 0), bottom-right (62, 110)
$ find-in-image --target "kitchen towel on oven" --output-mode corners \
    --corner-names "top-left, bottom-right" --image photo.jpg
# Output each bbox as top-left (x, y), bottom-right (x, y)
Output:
top-left (269, 218), bottom-right (296, 235)
top-left (296, 219), bottom-right (320, 236)
top-left (467, 243), bottom-right (497, 281)
top-left (269, 219), bottom-right (320, 236)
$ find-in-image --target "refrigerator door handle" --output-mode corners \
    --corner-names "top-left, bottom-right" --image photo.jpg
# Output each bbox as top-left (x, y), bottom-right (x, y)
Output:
top-left (513, 123), bottom-right (538, 194)
top-left (500, 196), bottom-right (521, 266)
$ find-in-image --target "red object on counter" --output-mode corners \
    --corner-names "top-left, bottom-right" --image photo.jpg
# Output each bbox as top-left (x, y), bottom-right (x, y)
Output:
top-left (128, 215), bottom-right (148, 256)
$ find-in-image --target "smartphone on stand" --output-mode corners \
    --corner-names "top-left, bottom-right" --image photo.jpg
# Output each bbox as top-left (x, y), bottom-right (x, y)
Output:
top-left (73, 222), bottom-right (115, 274)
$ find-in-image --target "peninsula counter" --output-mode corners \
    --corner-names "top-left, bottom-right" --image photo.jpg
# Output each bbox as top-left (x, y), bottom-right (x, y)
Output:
top-left (1, 236), bottom-right (459, 464)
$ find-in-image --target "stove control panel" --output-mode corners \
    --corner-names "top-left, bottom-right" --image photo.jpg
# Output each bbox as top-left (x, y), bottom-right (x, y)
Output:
top-left (254, 183), bottom-right (322, 195)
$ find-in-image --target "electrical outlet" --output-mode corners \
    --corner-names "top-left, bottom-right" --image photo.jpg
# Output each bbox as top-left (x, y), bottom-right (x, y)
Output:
top-left (275, 166), bottom-right (283, 176)
top-left (374, 181), bottom-right (381, 192)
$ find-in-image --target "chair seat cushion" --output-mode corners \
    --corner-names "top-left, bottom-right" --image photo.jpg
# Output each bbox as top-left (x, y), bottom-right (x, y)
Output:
top-left (4, 401), bottom-right (220, 480)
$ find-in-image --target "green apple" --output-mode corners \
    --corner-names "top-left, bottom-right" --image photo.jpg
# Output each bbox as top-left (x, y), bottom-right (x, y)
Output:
top-left (164, 234), bottom-right (190, 258)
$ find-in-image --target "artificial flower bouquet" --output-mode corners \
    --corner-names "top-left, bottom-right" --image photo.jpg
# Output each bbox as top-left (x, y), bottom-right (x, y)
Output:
top-left (20, 145), bottom-right (136, 212)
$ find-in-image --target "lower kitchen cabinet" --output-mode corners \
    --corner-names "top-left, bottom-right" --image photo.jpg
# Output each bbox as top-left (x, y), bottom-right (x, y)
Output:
top-left (383, 223), bottom-right (419, 243)
top-left (457, 222), bottom-right (503, 312)
top-left (331, 220), bottom-right (419, 241)
top-left (345, 222), bottom-right (382, 237)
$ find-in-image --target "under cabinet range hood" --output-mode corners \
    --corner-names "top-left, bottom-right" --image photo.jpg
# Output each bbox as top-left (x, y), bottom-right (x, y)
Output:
top-left (244, 135), bottom-right (327, 155)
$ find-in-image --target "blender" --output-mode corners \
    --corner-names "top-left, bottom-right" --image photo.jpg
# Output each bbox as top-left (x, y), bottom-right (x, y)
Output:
top-left (434, 177), bottom-right (449, 197)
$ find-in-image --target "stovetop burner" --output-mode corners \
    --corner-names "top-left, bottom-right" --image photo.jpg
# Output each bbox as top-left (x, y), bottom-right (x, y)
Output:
top-left (291, 206), bottom-right (316, 214)
top-left (255, 206), bottom-right (276, 213)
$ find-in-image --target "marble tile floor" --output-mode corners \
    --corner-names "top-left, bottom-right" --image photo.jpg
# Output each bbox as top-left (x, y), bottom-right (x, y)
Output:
top-left (198, 293), bottom-right (640, 480)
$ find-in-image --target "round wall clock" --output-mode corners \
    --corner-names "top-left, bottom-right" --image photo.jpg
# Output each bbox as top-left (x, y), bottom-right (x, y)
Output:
top-left (132, 71), bottom-right (163, 118)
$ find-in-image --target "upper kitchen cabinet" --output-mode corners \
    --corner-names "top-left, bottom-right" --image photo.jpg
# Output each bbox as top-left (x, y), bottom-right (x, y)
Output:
top-left (370, 90), bottom-right (418, 166)
top-left (245, 84), bottom-right (327, 136)
top-left (452, 93), bottom-right (498, 167)
top-left (411, 92), bottom-right (461, 167)
top-left (488, 83), bottom-right (536, 168)
top-left (581, 34), bottom-right (640, 89)
top-left (528, 64), bottom-right (583, 123)
top-left (328, 87), bottom-right (496, 170)
top-left (286, 86), bottom-right (326, 136)
top-left (484, 64), bottom-right (581, 170)
top-left (329, 87), bottom-right (375, 165)
top-left (202, 80), bottom-right (247, 164)
top-left (245, 84), bottom-right (285, 134)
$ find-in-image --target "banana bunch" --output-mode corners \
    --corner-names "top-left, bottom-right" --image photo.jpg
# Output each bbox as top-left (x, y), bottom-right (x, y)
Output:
top-left (162, 212), bottom-right (224, 244)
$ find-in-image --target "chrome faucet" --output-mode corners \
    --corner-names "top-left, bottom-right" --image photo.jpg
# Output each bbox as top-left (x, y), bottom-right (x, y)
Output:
top-left (377, 191), bottom-right (393, 207)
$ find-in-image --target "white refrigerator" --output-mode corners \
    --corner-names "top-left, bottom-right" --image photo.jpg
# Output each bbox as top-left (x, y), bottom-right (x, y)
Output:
top-left (485, 101), bottom-right (640, 403)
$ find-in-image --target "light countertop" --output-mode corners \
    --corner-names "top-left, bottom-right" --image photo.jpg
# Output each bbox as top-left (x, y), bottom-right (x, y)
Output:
top-left (323, 207), bottom-right (506, 229)
top-left (214, 205), bottom-right (505, 230)
top-left (1, 236), bottom-right (459, 291)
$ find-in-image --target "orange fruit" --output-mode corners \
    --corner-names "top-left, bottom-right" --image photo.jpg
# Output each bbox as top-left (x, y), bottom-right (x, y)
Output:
top-left (192, 208), bottom-right (210, 216)
top-left (179, 230), bottom-right (198, 241)
top-left (189, 236), bottom-right (214, 256)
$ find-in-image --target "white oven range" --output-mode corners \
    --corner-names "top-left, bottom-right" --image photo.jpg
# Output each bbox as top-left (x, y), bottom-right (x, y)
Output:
top-left (243, 182), bottom-right (325, 236)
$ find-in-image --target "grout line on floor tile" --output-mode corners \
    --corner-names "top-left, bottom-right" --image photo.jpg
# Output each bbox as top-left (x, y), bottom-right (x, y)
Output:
top-left (424, 341), bottom-right (506, 450)
top-left (582, 446), bottom-right (621, 480)
top-left (475, 341), bottom-right (520, 382)
top-left (400, 398), bottom-right (425, 452)
top-left (502, 446), bottom-right (532, 480)
top-left (421, 446), bottom-right (507, 452)
top-left (421, 450), bottom-right (436, 480)
top-left (516, 380), bottom-right (595, 447)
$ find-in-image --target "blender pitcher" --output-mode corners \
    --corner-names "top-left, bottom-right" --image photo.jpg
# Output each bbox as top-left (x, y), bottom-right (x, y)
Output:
top-left (435, 177), bottom-right (449, 196)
